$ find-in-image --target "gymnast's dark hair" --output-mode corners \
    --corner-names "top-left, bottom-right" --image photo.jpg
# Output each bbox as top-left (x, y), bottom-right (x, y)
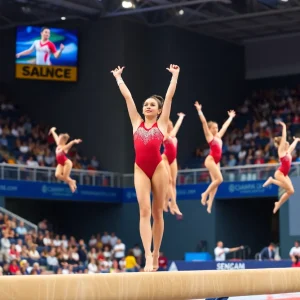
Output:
top-left (41, 27), bottom-right (50, 33)
top-left (143, 95), bottom-right (164, 109)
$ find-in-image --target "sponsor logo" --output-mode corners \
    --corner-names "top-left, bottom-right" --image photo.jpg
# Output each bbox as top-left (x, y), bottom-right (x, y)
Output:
top-left (41, 185), bottom-right (72, 195)
top-left (177, 189), bottom-right (197, 196)
top-left (228, 183), bottom-right (271, 194)
top-left (16, 64), bottom-right (77, 82)
top-left (216, 262), bottom-right (246, 270)
top-left (125, 191), bottom-right (136, 200)
top-left (0, 185), bottom-right (18, 191)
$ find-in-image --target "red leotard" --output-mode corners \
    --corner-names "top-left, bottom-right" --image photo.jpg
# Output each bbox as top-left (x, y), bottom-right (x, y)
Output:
top-left (292, 262), bottom-right (300, 267)
top-left (56, 147), bottom-right (68, 166)
top-left (163, 136), bottom-right (177, 165)
top-left (278, 153), bottom-right (292, 176)
top-left (134, 122), bottom-right (164, 179)
top-left (208, 137), bottom-right (222, 164)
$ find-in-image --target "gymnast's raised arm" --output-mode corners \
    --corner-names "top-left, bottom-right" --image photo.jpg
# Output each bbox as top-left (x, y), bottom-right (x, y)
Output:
top-left (49, 127), bottom-right (59, 145)
top-left (158, 64), bottom-right (180, 135)
top-left (276, 121), bottom-right (287, 157)
top-left (111, 66), bottom-right (142, 132)
top-left (170, 113), bottom-right (185, 137)
top-left (194, 102), bottom-right (213, 143)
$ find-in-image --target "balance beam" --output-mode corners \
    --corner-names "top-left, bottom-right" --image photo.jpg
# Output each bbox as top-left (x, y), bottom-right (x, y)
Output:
top-left (0, 268), bottom-right (300, 300)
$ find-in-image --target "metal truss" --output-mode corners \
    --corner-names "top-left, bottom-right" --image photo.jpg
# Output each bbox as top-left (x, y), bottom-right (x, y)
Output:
top-left (99, 0), bottom-right (300, 43)
top-left (0, 0), bottom-right (101, 30)
top-left (2, 0), bottom-right (300, 43)
top-left (103, 0), bottom-right (231, 17)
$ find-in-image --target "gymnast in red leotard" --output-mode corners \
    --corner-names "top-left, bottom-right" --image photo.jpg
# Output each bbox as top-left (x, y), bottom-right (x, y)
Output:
top-left (134, 121), bottom-right (164, 179)
top-left (194, 101), bottom-right (236, 214)
top-left (49, 127), bottom-right (82, 193)
top-left (111, 64), bottom-right (180, 272)
top-left (162, 112), bottom-right (186, 216)
top-left (263, 121), bottom-right (298, 214)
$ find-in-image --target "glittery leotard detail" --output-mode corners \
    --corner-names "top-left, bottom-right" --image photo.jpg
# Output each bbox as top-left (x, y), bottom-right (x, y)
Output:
top-left (134, 122), bottom-right (164, 179)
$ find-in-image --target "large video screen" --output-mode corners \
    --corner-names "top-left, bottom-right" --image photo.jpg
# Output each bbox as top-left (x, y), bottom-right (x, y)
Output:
top-left (15, 26), bottom-right (78, 82)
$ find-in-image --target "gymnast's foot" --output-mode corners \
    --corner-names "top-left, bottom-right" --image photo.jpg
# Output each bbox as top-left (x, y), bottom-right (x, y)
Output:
top-left (72, 179), bottom-right (77, 190)
top-left (207, 200), bottom-right (213, 214)
top-left (152, 252), bottom-right (159, 272)
top-left (144, 255), bottom-right (153, 272)
top-left (68, 180), bottom-right (76, 193)
top-left (163, 199), bottom-right (169, 212)
top-left (201, 193), bottom-right (208, 206)
top-left (169, 203), bottom-right (183, 216)
top-left (273, 202), bottom-right (281, 214)
top-left (263, 177), bottom-right (273, 188)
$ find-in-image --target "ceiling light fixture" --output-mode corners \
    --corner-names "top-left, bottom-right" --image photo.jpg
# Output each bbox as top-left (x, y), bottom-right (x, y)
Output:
top-left (122, 1), bottom-right (133, 9)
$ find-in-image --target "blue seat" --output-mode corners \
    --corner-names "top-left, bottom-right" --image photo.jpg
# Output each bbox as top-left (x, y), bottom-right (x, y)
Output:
top-left (9, 238), bottom-right (16, 244)
top-left (37, 246), bottom-right (45, 253)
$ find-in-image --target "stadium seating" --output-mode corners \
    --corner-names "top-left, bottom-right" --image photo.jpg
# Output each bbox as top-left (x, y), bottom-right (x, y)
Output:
top-left (188, 87), bottom-right (300, 169)
top-left (0, 210), bottom-right (139, 276)
top-left (0, 93), bottom-right (100, 171)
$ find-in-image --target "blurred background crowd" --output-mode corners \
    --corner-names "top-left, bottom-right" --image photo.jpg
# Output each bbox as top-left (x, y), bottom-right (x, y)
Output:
top-left (0, 213), bottom-right (169, 276)
top-left (0, 94), bottom-right (100, 172)
top-left (190, 86), bottom-right (300, 169)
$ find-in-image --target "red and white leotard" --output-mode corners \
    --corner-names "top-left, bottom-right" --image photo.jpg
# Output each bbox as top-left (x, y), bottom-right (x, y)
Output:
top-left (163, 136), bottom-right (177, 165)
top-left (134, 122), bottom-right (164, 179)
top-left (56, 147), bottom-right (68, 166)
top-left (278, 153), bottom-right (292, 176)
top-left (28, 40), bottom-right (57, 65)
top-left (209, 137), bottom-right (222, 164)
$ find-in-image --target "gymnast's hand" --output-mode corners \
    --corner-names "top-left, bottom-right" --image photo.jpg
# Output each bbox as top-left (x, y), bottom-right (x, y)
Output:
top-left (166, 64), bottom-right (180, 75)
top-left (111, 66), bottom-right (125, 78)
top-left (293, 136), bottom-right (300, 141)
top-left (228, 110), bottom-right (236, 118)
top-left (275, 120), bottom-right (285, 127)
top-left (194, 101), bottom-right (202, 112)
top-left (177, 112), bottom-right (186, 117)
top-left (49, 127), bottom-right (56, 135)
top-left (74, 139), bottom-right (82, 144)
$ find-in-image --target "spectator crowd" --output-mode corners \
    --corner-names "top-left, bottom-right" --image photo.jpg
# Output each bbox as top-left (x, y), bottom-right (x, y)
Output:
top-left (0, 93), bottom-right (100, 172)
top-left (0, 213), bottom-right (169, 276)
top-left (3, 85), bottom-right (300, 180)
top-left (193, 86), bottom-right (300, 168)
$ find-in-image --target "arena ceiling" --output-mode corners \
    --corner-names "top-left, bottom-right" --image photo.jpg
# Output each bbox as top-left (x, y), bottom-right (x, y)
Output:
top-left (1, 0), bottom-right (300, 44)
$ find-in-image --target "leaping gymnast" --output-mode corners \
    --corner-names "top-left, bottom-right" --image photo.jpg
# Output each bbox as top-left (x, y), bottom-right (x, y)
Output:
top-left (162, 113), bottom-right (185, 216)
top-left (263, 121), bottom-right (298, 214)
top-left (49, 127), bottom-right (82, 193)
top-left (111, 64), bottom-right (180, 272)
top-left (194, 102), bottom-right (235, 213)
